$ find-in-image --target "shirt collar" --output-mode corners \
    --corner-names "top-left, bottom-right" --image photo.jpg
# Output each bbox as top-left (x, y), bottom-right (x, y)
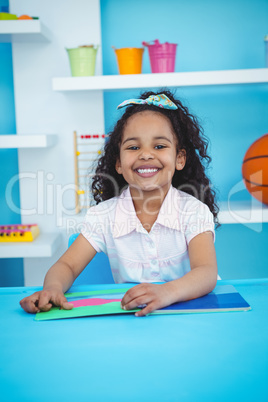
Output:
top-left (156, 185), bottom-right (181, 231)
top-left (112, 187), bottom-right (144, 238)
top-left (113, 186), bottom-right (181, 238)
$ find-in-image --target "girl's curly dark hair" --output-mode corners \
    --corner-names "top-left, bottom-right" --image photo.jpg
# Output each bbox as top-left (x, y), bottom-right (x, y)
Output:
top-left (92, 89), bottom-right (219, 227)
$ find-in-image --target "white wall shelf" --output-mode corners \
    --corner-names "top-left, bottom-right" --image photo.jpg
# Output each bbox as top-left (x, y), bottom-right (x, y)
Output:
top-left (218, 201), bottom-right (268, 225)
top-left (52, 68), bottom-right (268, 92)
top-left (0, 20), bottom-right (50, 42)
top-left (0, 134), bottom-right (57, 148)
top-left (0, 232), bottom-right (62, 258)
top-left (60, 200), bottom-right (268, 227)
top-left (219, 199), bottom-right (268, 225)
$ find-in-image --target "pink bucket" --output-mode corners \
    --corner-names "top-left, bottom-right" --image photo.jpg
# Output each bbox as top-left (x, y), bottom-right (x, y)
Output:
top-left (142, 39), bottom-right (177, 73)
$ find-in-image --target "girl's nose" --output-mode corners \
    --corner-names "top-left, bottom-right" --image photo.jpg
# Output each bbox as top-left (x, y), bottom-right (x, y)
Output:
top-left (139, 149), bottom-right (154, 160)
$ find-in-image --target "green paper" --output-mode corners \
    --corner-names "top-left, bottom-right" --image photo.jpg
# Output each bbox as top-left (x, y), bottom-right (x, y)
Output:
top-left (35, 287), bottom-right (138, 321)
top-left (35, 301), bottom-right (139, 321)
top-left (64, 288), bottom-right (130, 298)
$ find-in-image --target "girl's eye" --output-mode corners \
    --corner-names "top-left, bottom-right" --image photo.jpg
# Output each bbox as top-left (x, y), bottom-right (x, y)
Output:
top-left (155, 145), bottom-right (166, 149)
top-left (127, 146), bottom-right (139, 150)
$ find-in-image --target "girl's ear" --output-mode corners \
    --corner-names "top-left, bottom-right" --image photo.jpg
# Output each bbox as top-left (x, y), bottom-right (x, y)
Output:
top-left (176, 149), bottom-right (186, 171)
top-left (115, 159), bottom-right (122, 174)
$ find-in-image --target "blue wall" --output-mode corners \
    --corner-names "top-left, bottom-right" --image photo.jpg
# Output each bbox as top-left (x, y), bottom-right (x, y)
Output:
top-left (0, 1), bottom-right (267, 284)
top-left (0, 0), bottom-right (24, 286)
top-left (100, 0), bottom-right (268, 279)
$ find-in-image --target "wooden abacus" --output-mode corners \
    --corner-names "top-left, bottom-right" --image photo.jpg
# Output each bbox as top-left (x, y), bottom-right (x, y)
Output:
top-left (74, 131), bottom-right (109, 213)
top-left (0, 224), bottom-right (40, 242)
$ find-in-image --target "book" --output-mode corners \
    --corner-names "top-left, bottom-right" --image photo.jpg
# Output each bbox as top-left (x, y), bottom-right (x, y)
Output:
top-left (35, 284), bottom-right (251, 321)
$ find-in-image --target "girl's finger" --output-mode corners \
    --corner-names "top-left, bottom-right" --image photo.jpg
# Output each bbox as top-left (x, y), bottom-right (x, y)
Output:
top-left (58, 295), bottom-right (73, 310)
top-left (123, 295), bottom-right (149, 311)
top-left (61, 301), bottom-right (73, 310)
top-left (20, 294), bottom-right (40, 313)
top-left (41, 293), bottom-right (73, 311)
top-left (135, 302), bottom-right (156, 317)
top-left (39, 302), bottom-right (53, 312)
top-left (121, 285), bottom-right (147, 307)
top-left (38, 290), bottom-right (54, 311)
top-left (50, 293), bottom-right (73, 310)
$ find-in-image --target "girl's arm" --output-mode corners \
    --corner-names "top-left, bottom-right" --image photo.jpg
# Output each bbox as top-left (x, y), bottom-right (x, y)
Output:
top-left (20, 234), bottom-right (97, 313)
top-left (167, 230), bottom-right (217, 301)
top-left (121, 231), bottom-right (217, 317)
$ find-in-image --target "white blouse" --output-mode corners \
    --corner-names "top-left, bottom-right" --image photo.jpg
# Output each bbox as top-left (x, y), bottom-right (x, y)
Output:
top-left (81, 185), bottom-right (215, 284)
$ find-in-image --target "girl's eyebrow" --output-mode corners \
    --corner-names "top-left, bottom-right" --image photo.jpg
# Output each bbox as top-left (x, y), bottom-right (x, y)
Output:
top-left (154, 136), bottom-right (172, 143)
top-left (122, 136), bottom-right (172, 145)
top-left (122, 137), bottom-right (138, 145)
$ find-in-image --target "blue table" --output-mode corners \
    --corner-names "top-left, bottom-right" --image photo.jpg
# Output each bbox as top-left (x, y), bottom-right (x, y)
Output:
top-left (1, 279), bottom-right (268, 402)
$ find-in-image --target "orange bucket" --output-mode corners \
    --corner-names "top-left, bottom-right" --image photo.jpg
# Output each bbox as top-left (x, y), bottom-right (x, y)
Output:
top-left (113, 47), bottom-right (144, 74)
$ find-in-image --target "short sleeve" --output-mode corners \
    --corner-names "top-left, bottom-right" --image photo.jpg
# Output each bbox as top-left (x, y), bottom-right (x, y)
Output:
top-left (183, 200), bottom-right (215, 245)
top-left (80, 207), bottom-right (107, 253)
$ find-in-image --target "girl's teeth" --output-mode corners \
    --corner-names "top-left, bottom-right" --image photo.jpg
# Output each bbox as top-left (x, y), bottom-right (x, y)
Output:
top-left (137, 168), bottom-right (158, 173)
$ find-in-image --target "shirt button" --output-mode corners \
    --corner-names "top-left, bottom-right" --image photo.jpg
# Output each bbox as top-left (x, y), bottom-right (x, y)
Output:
top-left (151, 259), bottom-right (157, 265)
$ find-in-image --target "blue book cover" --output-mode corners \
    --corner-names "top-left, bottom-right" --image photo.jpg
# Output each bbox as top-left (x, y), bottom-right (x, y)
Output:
top-left (156, 285), bottom-right (251, 314)
top-left (35, 284), bottom-right (251, 321)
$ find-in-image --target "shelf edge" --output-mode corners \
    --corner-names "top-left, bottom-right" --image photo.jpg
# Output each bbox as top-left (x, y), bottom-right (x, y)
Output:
top-left (0, 134), bottom-right (57, 148)
top-left (52, 69), bottom-right (268, 92)
top-left (0, 232), bottom-right (62, 258)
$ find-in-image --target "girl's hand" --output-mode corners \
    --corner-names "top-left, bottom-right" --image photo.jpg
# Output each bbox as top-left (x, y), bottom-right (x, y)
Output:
top-left (20, 288), bottom-right (73, 314)
top-left (120, 283), bottom-right (174, 317)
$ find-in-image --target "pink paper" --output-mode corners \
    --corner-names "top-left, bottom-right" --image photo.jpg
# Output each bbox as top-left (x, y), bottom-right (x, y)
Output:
top-left (70, 298), bottom-right (121, 308)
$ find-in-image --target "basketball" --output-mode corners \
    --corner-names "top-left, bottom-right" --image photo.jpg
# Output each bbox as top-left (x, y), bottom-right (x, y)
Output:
top-left (242, 134), bottom-right (268, 205)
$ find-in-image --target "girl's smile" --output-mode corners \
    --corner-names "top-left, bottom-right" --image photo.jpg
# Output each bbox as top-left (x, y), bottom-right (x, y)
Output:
top-left (116, 110), bottom-right (186, 197)
top-left (135, 165), bottom-right (161, 177)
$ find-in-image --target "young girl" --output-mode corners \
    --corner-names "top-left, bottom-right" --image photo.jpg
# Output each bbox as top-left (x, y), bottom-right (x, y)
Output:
top-left (20, 90), bottom-right (219, 317)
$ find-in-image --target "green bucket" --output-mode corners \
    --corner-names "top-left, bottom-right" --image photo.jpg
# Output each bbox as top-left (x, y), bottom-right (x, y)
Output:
top-left (66, 46), bottom-right (99, 77)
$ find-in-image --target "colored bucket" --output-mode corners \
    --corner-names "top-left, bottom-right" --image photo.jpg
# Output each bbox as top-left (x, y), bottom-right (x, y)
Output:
top-left (66, 46), bottom-right (98, 77)
top-left (113, 47), bottom-right (144, 74)
top-left (142, 40), bottom-right (177, 73)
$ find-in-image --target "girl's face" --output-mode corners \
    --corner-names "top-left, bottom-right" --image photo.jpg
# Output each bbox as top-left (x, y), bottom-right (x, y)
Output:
top-left (115, 111), bottom-right (186, 196)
